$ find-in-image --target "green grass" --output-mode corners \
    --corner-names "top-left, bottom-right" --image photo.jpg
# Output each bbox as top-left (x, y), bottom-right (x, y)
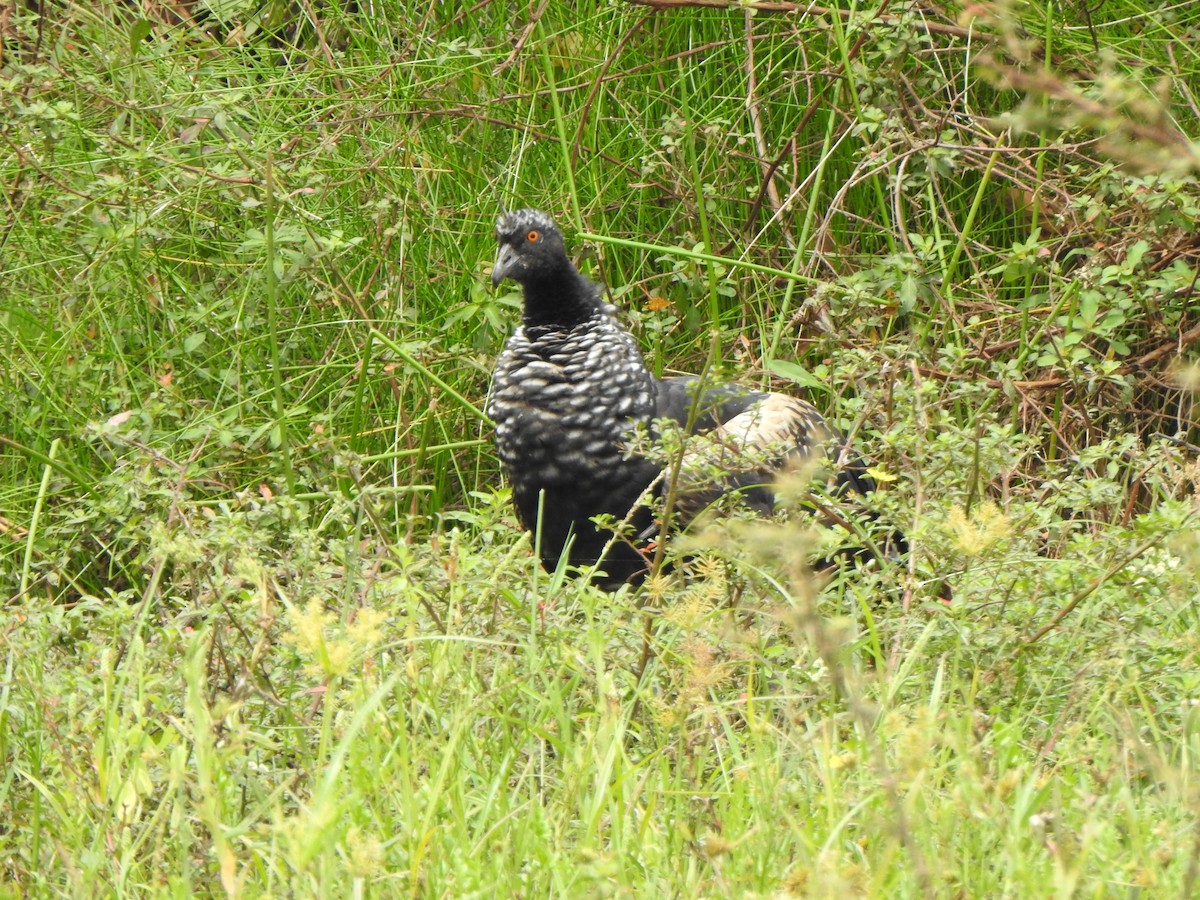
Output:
top-left (2, 0), bottom-right (1200, 895)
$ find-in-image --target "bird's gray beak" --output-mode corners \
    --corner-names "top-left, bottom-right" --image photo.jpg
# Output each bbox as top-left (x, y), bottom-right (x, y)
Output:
top-left (491, 244), bottom-right (517, 287)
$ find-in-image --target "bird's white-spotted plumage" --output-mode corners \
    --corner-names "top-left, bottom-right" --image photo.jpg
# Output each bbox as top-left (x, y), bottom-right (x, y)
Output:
top-left (488, 309), bottom-right (656, 489)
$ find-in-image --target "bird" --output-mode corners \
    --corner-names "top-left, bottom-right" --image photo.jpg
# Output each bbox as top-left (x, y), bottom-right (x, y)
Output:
top-left (486, 208), bottom-right (899, 589)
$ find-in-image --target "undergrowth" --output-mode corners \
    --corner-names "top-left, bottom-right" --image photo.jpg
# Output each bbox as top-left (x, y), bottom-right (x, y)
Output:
top-left (2, 0), bottom-right (1199, 895)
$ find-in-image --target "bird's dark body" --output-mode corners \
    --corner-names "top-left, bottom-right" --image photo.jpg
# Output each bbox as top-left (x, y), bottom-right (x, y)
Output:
top-left (489, 307), bottom-right (661, 580)
top-left (487, 209), bottom-right (889, 588)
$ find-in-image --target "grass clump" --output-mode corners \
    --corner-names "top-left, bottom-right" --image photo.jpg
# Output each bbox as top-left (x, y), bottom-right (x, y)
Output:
top-left (3, 0), bottom-right (1200, 895)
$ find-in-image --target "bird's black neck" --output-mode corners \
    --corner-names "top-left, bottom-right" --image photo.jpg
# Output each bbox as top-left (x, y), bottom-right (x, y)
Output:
top-left (519, 262), bottom-right (604, 330)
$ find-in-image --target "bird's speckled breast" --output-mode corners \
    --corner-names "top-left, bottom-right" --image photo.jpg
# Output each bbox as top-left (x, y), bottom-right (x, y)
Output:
top-left (487, 311), bottom-right (657, 490)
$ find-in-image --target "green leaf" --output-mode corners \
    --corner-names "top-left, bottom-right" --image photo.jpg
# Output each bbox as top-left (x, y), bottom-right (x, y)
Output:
top-left (899, 274), bottom-right (918, 311)
top-left (129, 19), bottom-right (152, 56)
top-left (766, 359), bottom-right (829, 395)
top-left (1125, 240), bottom-right (1149, 269)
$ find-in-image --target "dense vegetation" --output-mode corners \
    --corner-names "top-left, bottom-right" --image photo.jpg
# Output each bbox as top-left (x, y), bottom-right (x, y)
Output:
top-left (2, 0), bottom-right (1199, 894)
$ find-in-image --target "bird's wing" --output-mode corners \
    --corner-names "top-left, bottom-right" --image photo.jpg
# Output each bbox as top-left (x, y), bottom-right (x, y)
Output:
top-left (654, 375), bottom-right (771, 433)
top-left (656, 375), bottom-right (879, 495)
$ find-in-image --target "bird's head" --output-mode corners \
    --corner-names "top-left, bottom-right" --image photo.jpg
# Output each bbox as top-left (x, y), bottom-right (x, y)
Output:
top-left (491, 209), bottom-right (568, 288)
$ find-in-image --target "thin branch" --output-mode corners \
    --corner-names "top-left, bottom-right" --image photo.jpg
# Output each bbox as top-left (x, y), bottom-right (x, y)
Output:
top-left (625, 0), bottom-right (981, 41)
top-left (1014, 531), bottom-right (1178, 656)
top-left (569, 14), bottom-right (651, 169)
top-left (742, 9), bottom-right (794, 249)
top-left (1132, 318), bottom-right (1200, 369)
top-left (494, 0), bottom-right (550, 74)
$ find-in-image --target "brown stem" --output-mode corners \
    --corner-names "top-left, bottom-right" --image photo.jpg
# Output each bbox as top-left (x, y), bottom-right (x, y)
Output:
top-left (625, 0), bottom-right (981, 41)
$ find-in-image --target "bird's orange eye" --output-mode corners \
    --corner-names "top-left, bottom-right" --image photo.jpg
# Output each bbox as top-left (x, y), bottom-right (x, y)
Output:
top-left (527, 229), bottom-right (540, 242)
